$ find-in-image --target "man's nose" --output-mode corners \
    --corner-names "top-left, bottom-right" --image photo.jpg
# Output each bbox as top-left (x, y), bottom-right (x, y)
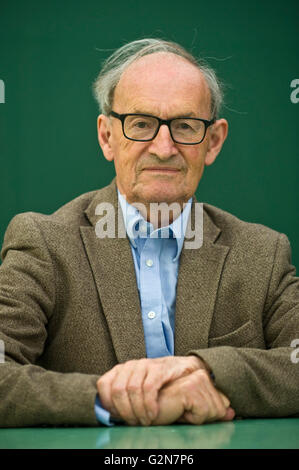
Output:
top-left (148, 124), bottom-right (178, 159)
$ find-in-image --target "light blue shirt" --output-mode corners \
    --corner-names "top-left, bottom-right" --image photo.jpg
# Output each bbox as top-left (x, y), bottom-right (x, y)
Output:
top-left (95, 190), bottom-right (192, 425)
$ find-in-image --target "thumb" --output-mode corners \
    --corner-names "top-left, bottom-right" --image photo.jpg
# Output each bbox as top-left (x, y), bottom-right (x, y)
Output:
top-left (220, 406), bottom-right (235, 421)
top-left (218, 391), bottom-right (230, 408)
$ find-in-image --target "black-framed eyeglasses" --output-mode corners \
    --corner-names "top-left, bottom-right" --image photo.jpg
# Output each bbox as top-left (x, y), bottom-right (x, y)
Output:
top-left (109, 111), bottom-right (216, 145)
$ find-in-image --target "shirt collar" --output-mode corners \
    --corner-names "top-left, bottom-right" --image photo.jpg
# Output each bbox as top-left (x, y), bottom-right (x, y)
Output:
top-left (117, 189), bottom-right (192, 262)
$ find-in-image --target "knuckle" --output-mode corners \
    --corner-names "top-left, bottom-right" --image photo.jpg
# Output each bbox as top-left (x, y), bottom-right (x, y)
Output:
top-left (141, 358), bottom-right (150, 365)
top-left (113, 364), bottom-right (122, 373)
top-left (184, 382), bottom-right (195, 395)
top-left (97, 374), bottom-right (107, 384)
top-left (127, 383), bottom-right (140, 394)
top-left (96, 377), bottom-right (103, 387)
top-left (123, 360), bottom-right (135, 370)
top-left (147, 365), bottom-right (159, 380)
top-left (196, 369), bottom-right (209, 381)
top-left (185, 374), bottom-right (199, 390)
top-left (195, 369), bottom-right (213, 388)
top-left (180, 379), bottom-right (193, 395)
top-left (111, 384), bottom-right (126, 398)
top-left (136, 358), bottom-right (148, 369)
top-left (143, 380), bottom-right (155, 394)
top-left (97, 376), bottom-right (107, 392)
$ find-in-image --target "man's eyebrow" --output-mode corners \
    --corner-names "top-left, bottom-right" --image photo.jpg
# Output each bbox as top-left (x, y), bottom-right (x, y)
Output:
top-left (130, 110), bottom-right (198, 118)
top-left (171, 112), bottom-right (198, 118)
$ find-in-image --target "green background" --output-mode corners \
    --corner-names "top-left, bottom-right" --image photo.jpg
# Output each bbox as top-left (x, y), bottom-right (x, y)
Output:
top-left (0, 0), bottom-right (298, 267)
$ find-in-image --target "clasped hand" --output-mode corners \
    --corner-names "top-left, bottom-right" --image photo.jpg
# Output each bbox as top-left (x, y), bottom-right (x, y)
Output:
top-left (96, 356), bottom-right (235, 426)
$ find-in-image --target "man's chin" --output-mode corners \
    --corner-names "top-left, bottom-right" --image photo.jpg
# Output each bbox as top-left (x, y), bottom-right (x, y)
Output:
top-left (134, 186), bottom-right (187, 204)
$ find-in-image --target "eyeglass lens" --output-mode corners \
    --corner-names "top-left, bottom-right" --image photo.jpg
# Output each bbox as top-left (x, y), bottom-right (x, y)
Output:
top-left (124, 115), bottom-right (205, 143)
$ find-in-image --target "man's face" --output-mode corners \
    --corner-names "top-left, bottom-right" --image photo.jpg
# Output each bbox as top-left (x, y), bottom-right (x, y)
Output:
top-left (98, 53), bottom-right (227, 206)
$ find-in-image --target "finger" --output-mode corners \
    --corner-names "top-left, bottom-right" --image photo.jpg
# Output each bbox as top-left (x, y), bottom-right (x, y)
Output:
top-left (127, 361), bottom-right (151, 426)
top-left (142, 356), bottom-right (204, 422)
top-left (192, 370), bottom-right (225, 422)
top-left (127, 358), bottom-right (173, 423)
top-left (141, 357), bottom-right (192, 408)
top-left (142, 368), bottom-right (163, 422)
top-left (182, 384), bottom-right (210, 425)
top-left (204, 387), bottom-right (228, 422)
top-left (219, 407), bottom-right (235, 421)
top-left (110, 363), bottom-right (139, 425)
top-left (97, 366), bottom-right (120, 415)
top-left (141, 357), bottom-right (190, 420)
top-left (218, 391), bottom-right (230, 409)
top-left (180, 370), bottom-right (227, 424)
top-left (181, 410), bottom-right (206, 425)
top-left (207, 390), bottom-right (231, 422)
top-left (178, 371), bottom-right (212, 424)
top-left (194, 371), bottom-right (230, 422)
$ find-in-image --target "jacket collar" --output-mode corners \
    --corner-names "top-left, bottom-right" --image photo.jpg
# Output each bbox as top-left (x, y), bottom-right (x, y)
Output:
top-left (84, 178), bottom-right (222, 245)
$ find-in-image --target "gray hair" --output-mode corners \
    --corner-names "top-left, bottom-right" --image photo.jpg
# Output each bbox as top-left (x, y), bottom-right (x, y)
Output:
top-left (93, 38), bottom-right (223, 119)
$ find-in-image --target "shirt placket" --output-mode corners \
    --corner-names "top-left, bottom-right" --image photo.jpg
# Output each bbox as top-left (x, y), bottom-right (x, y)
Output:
top-left (139, 236), bottom-right (170, 358)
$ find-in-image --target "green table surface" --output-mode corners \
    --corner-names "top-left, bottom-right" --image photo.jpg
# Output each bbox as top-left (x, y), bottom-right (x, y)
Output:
top-left (0, 419), bottom-right (298, 449)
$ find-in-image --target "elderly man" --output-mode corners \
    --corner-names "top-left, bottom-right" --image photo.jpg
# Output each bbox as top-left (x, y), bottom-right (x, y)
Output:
top-left (0, 38), bottom-right (298, 428)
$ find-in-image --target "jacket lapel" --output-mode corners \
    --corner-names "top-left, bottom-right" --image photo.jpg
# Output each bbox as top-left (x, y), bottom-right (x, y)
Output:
top-left (174, 200), bottom-right (230, 355)
top-left (80, 180), bottom-right (146, 363)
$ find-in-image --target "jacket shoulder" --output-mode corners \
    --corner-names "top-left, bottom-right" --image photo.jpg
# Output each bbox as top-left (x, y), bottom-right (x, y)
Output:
top-left (203, 202), bottom-right (284, 249)
top-left (1, 183), bottom-right (116, 256)
top-left (7, 182), bottom-right (115, 230)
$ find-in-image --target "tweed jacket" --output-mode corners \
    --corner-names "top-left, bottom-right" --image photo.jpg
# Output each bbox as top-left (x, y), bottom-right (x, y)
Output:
top-left (0, 179), bottom-right (298, 427)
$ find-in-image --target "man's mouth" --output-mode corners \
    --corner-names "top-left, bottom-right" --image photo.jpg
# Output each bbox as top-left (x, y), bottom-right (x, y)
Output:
top-left (142, 167), bottom-right (180, 173)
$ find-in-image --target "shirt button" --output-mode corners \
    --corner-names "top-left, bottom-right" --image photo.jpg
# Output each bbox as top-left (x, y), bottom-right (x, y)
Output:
top-left (148, 311), bottom-right (156, 319)
top-left (146, 259), bottom-right (153, 267)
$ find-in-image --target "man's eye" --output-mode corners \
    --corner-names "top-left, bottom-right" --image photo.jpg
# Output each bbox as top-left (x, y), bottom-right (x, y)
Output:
top-left (134, 120), bottom-right (149, 128)
top-left (175, 121), bottom-right (193, 131)
top-left (179, 122), bottom-right (191, 130)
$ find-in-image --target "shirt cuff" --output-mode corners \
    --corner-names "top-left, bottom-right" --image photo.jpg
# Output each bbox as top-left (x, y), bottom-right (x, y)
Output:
top-left (94, 394), bottom-right (115, 426)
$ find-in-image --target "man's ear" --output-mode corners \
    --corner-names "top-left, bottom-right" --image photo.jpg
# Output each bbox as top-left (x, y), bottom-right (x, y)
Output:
top-left (97, 114), bottom-right (115, 162)
top-left (204, 118), bottom-right (228, 166)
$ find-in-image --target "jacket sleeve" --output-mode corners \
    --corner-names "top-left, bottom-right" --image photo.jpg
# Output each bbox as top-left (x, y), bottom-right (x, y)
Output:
top-left (0, 213), bottom-right (100, 427)
top-left (188, 233), bottom-right (299, 418)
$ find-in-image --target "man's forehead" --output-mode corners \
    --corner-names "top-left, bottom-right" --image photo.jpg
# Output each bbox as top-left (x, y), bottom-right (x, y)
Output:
top-left (118, 52), bottom-right (205, 88)
top-left (113, 52), bottom-right (211, 115)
